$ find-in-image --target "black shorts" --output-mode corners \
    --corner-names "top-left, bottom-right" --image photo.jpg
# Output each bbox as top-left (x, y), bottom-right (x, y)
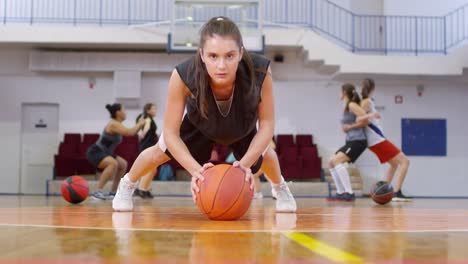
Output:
top-left (159, 116), bottom-right (263, 174)
top-left (86, 144), bottom-right (116, 168)
top-left (336, 140), bottom-right (367, 163)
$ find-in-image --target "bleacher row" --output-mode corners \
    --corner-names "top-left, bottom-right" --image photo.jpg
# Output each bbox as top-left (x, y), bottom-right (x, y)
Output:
top-left (54, 133), bottom-right (322, 181)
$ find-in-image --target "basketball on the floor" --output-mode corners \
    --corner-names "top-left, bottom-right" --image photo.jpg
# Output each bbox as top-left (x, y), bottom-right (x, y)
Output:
top-left (196, 164), bottom-right (254, 220)
top-left (370, 181), bottom-right (394, 205)
top-left (61, 175), bottom-right (89, 204)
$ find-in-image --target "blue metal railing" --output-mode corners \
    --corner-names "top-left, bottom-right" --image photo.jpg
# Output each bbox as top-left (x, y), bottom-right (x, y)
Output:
top-left (0, 0), bottom-right (466, 55)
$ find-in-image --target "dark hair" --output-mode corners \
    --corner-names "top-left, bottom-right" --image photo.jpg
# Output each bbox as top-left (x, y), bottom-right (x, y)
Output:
top-left (136, 103), bottom-right (155, 123)
top-left (105, 103), bottom-right (122, 119)
top-left (361, 78), bottom-right (375, 99)
top-left (190, 16), bottom-right (257, 119)
top-left (342, 83), bottom-right (361, 112)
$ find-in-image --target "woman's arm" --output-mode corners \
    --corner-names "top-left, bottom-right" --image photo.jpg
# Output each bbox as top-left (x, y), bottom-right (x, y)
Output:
top-left (108, 119), bottom-right (144, 136)
top-left (356, 112), bottom-right (380, 123)
top-left (239, 67), bottom-right (275, 169)
top-left (139, 118), bottom-right (152, 139)
top-left (163, 69), bottom-right (203, 177)
top-left (361, 98), bottom-right (371, 113)
top-left (345, 102), bottom-right (370, 130)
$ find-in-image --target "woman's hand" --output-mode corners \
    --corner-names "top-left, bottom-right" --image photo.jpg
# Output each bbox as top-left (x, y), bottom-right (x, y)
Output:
top-left (233, 161), bottom-right (254, 190)
top-left (371, 112), bottom-right (381, 119)
top-left (137, 119), bottom-right (146, 128)
top-left (342, 124), bottom-right (352, 133)
top-left (190, 163), bottom-right (214, 203)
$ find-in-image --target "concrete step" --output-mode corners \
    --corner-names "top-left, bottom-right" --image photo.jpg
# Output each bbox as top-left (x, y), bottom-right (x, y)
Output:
top-left (329, 182), bottom-right (363, 190)
top-left (323, 167), bottom-right (361, 176)
top-left (324, 175), bottom-right (362, 183)
top-left (48, 180), bottom-right (330, 197)
top-left (330, 190), bottom-right (364, 196)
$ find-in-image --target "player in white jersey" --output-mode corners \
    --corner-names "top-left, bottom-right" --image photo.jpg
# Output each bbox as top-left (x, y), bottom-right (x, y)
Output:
top-left (357, 78), bottom-right (411, 201)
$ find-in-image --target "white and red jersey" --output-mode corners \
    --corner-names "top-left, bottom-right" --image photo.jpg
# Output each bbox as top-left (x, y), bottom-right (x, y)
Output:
top-left (364, 99), bottom-right (386, 147)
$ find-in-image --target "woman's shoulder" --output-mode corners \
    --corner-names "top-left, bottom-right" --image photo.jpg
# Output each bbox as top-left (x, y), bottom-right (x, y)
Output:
top-left (174, 56), bottom-right (196, 91)
top-left (249, 53), bottom-right (270, 70)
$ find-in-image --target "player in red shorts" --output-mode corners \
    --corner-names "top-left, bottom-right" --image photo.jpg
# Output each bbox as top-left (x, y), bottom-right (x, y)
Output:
top-left (352, 78), bottom-right (411, 201)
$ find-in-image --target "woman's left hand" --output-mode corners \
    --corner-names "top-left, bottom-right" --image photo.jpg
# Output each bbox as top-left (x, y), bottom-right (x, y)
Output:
top-left (233, 161), bottom-right (254, 190)
top-left (342, 124), bottom-right (352, 133)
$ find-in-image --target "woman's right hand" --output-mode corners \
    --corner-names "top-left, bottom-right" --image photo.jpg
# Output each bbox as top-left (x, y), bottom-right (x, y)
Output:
top-left (190, 163), bottom-right (214, 203)
top-left (137, 119), bottom-right (146, 127)
top-left (371, 112), bottom-right (381, 119)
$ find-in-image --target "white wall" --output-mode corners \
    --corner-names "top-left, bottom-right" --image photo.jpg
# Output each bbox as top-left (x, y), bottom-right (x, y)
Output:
top-left (384, 0), bottom-right (468, 16)
top-left (329, 0), bottom-right (467, 16)
top-left (328, 0), bottom-right (391, 15)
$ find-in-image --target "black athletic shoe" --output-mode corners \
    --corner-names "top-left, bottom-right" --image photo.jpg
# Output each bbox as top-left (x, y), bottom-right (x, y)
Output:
top-left (143, 190), bottom-right (154, 199)
top-left (134, 188), bottom-right (154, 199)
top-left (392, 190), bottom-right (412, 202)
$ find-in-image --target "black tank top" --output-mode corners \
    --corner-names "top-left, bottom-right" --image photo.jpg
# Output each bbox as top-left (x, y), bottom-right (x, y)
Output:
top-left (175, 53), bottom-right (270, 145)
top-left (139, 117), bottom-right (158, 151)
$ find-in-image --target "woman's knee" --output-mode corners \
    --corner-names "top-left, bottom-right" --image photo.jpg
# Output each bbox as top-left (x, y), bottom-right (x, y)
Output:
top-left (399, 154), bottom-right (410, 167)
top-left (148, 144), bottom-right (170, 165)
top-left (118, 159), bottom-right (128, 171)
top-left (328, 155), bottom-right (337, 168)
top-left (104, 158), bottom-right (119, 171)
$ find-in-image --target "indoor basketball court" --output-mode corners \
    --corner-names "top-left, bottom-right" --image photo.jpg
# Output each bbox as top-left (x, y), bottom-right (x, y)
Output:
top-left (1, 197), bottom-right (468, 263)
top-left (1, 0), bottom-right (468, 263)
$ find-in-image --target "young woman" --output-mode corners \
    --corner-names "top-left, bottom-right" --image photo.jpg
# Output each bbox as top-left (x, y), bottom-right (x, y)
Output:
top-left (328, 84), bottom-right (369, 201)
top-left (112, 17), bottom-right (296, 212)
top-left (86, 103), bottom-right (145, 200)
top-left (358, 78), bottom-right (411, 201)
top-left (134, 103), bottom-right (159, 199)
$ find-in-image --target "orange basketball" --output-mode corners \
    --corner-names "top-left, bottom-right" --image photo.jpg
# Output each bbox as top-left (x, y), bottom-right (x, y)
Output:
top-left (61, 175), bottom-right (89, 204)
top-left (196, 164), bottom-right (254, 220)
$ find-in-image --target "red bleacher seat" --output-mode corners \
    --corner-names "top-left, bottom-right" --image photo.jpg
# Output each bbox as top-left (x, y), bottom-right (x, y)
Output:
top-left (300, 146), bottom-right (321, 180)
top-left (83, 133), bottom-right (100, 144)
top-left (278, 146), bottom-right (301, 180)
top-left (296, 134), bottom-right (314, 147)
top-left (63, 133), bottom-right (81, 145)
top-left (54, 143), bottom-right (79, 177)
top-left (121, 136), bottom-right (138, 145)
top-left (115, 143), bottom-right (139, 172)
top-left (276, 134), bottom-right (295, 155)
top-left (75, 143), bottom-right (96, 175)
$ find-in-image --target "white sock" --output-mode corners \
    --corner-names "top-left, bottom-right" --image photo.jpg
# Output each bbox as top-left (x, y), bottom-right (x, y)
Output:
top-left (335, 163), bottom-right (353, 194)
top-left (330, 168), bottom-right (345, 194)
top-left (271, 176), bottom-right (285, 189)
top-left (123, 174), bottom-right (136, 184)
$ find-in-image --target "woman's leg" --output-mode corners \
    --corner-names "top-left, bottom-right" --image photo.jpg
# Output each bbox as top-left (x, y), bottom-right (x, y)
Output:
top-left (96, 156), bottom-right (118, 189)
top-left (113, 143), bottom-right (170, 211)
top-left (329, 152), bottom-right (353, 196)
top-left (260, 148), bottom-right (296, 212)
top-left (387, 152), bottom-right (410, 193)
top-left (112, 156), bottom-right (128, 192)
top-left (252, 169), bottom-right (263, 198)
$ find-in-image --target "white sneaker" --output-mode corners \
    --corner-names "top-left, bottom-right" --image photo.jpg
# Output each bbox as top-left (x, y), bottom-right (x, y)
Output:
top-left (273, 182), bottom-right (297, 213)
top-left (253, 192), bottom-right (263, 199)
top-left (112, 176), bottom-right (136, 212)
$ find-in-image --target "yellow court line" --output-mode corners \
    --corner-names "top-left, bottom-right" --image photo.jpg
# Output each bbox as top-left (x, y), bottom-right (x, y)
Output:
top-left (281, 231), bottom-right (368, 264)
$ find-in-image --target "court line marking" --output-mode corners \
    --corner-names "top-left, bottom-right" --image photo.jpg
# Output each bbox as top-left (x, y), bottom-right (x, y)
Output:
top-left (281, 231), bottom-right (367, 264)
top-left (1, 223), bottom-right (468, 233)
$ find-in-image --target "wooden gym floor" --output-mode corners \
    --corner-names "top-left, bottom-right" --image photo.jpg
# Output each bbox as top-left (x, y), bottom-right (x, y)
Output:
top-left (0, 196), bottom-right (467, 263)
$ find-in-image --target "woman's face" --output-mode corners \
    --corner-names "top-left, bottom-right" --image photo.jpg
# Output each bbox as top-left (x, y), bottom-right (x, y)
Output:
top-left (147, 105), bottom-right (157, 117)
top-left (200, 34), bottom-right (243, 88)
top-left (369, 88), bottom-right (376, 98)
top-left (116, 106), bottom-right (126, 121)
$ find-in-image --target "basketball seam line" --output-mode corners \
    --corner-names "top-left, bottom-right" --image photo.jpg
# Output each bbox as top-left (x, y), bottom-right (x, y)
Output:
top-left (212, 167), bottom-right (249, 220)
